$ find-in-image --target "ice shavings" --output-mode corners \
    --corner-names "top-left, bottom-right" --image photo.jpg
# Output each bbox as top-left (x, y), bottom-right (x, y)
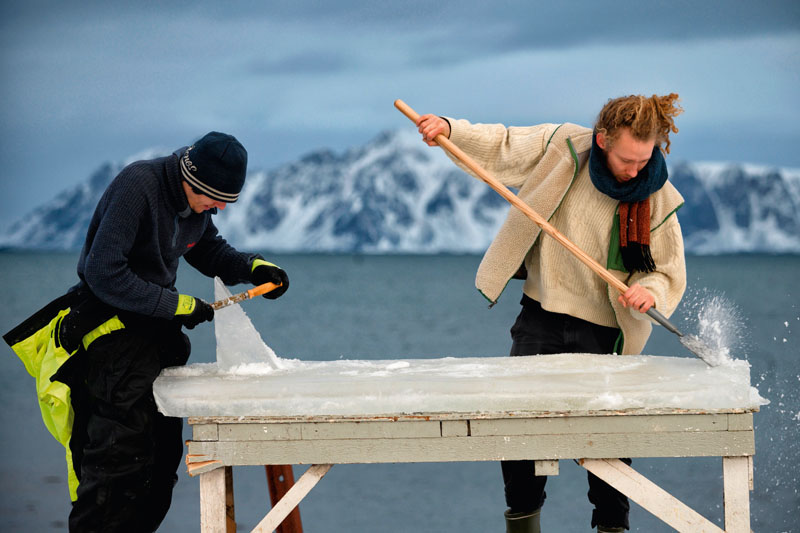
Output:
top-left (680, 290), bottom-right (748, 367)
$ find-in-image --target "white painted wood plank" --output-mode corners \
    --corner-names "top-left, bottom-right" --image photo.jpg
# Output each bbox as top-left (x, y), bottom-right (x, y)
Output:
top-left (187, 458), bottom-right (224, 477)
top-left (580, 459), bottom-right (724, 533)
top-left (187, 429), bottom-right (755, 466)
top-left (251, 464), bottom-right (333, 533)
top-left (302, 420), bottom-right (442, 440)
top-left (186, 407), bottom-right (757, 426)
top-left (193, 424), bottom-right (219, 441)
top-left (219, 422), bottom-right (302, 441)
top-left (217, 420), bottom-right (442, 441)
top-left (441, 420), bottom-right (469, 437)
top-left (723, 456), bottom-right (751, 533)
top-left (727, 413), bottom-right (753, 431)
top-left (215, 413), bottom-right (734, 441)
top-left (534, 460), bottom-right (559, 476)
top-left (471, 413), bottom-right (728, 437)
top-left (199, 467), bottom-right (228, 533)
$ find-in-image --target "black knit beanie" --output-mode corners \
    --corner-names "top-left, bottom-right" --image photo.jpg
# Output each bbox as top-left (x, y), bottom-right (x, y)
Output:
top-left (179, 131), bottom-right (247, 203)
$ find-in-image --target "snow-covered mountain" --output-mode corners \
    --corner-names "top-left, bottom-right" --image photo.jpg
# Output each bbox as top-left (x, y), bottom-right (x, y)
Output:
top-left (2, 130), bottom-right (799, 254)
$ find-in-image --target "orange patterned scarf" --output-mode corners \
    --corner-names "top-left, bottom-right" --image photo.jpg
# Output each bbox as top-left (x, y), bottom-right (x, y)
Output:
top-left (618, 200), bottom-right (656, 272)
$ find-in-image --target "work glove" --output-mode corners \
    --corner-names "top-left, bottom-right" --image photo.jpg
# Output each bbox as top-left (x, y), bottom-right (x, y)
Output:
top-left (174, 294), bottom-right (214, 329)
top-left (251, 258), bottom-right (289, 299)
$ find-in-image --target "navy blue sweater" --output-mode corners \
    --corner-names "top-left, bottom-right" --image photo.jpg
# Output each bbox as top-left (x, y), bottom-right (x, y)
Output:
top-left (75, 149), bottom-right (254, 319)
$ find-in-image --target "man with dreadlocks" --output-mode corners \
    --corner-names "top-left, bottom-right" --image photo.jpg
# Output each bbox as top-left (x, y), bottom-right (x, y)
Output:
top-left (416, 94), bottom-right (686, 533)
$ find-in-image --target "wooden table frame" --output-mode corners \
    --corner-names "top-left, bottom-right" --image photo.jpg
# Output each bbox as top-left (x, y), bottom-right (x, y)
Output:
top-left (185, 407), bottom-right (756, 533)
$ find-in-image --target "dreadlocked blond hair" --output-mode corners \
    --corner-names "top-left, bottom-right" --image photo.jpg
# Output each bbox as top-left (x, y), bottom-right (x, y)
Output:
top-left (595, 93), bottom-right (683, 154)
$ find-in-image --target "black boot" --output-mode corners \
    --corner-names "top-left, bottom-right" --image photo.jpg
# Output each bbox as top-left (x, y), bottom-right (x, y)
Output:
top-left (504, 508), bottom-right (541, 533)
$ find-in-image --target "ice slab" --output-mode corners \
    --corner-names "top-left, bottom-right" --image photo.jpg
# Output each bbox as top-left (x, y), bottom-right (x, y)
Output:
top-left (155, 277), bottom-right (767, 418)
top-left (153, 353), bottom-right (768, 418)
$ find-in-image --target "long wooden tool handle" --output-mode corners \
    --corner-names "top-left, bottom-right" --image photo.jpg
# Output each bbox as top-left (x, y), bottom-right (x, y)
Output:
top-left (394, 99), bottom-right (630, 295)
top-left (211, 282), bottom-right (282, 310)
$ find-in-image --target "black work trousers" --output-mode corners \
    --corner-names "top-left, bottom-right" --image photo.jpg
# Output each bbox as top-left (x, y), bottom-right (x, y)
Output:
top-left (501, 295), bottom-right (631, 530)
top-left (68, 320), bottom-right (190, 533)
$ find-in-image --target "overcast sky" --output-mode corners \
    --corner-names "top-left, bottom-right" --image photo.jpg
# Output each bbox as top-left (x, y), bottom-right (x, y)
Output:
top-left (1, 0), bottom-right (798, 231)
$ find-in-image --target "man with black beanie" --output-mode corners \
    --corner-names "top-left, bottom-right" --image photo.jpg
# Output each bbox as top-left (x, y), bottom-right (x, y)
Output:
top-left (57, 131), bottom-right (289, 531)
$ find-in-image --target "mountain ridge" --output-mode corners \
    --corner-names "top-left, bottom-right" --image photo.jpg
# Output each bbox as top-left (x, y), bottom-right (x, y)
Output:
top-left (2, 130), bottom-right (799, 255)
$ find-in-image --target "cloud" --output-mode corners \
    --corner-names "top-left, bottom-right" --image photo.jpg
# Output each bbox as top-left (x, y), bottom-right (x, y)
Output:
top-left (247, 51), bottom-right (352, 76)
top-left (397, 1), bottom-right (800, 67)
top-left (0, 0), bottom-right (799, 231)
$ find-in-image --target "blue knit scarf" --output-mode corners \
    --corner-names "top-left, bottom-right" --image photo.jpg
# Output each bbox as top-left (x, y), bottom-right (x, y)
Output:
top-left (589, 132), bottom-right (669, 273)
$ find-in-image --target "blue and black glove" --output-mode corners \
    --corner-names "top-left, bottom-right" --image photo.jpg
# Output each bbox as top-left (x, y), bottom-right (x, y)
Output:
top-left (251, 258), bottom-right (289, 299)
top-left (175, 294), bottom-right (214, 329)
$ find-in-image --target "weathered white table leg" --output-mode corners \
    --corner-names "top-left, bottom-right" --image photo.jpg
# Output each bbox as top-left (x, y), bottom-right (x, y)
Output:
top-left (534, 460), bottom-right (559, 476)
top-left (251, 464), bottom-right (333, 533)
top-left (580, 458), bottom-right (724, 532)
top-left (723, 456), bottom-right (752, 533)
top-left (200, 466), bottom-right (235, 533)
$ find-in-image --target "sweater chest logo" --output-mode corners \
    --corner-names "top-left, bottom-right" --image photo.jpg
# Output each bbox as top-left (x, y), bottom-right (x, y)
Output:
top-left (186, 242), bottom-right (196, 249)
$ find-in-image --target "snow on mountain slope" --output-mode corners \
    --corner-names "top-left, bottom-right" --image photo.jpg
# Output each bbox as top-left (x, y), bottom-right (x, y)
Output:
top-left (2, 131), bottom-right (798, 254)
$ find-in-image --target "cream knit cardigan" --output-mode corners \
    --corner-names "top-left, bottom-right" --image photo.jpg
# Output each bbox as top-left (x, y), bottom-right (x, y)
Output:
top-left (445, 118), bottom-right (687, 355)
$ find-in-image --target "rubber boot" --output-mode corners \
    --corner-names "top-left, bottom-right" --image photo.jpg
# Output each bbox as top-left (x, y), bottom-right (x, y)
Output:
top-left (504, 508), bottom-right (541, 533)
top-left (596, 527), bottom-right (625, 533)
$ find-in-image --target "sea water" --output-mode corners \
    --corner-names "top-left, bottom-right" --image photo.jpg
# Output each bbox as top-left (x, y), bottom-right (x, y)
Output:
top-left (0, 252), bottom-right (797, 532)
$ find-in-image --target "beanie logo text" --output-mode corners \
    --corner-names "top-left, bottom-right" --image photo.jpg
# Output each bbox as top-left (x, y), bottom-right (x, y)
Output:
top-left (182, 146), bottom-right (198, 172)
